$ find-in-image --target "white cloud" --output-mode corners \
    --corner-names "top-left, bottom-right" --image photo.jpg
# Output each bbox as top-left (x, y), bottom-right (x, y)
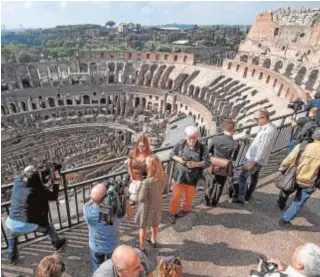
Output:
top-left (24, 1), bottom-right (32, 9)
top-left (141, 5), bottom-right (153, 14)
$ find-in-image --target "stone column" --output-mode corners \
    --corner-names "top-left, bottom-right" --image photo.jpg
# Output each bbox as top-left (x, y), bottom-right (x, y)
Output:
top-left (87, 62), bottom-right (90, 75)
top-left (172, 94), bottom-right (177, 112)
top-left (47, 67), bottom-right (54, 86)
top-left (106, 62), bottom-right (109, 85)
top-left (15, 70), bottom-right (23, 89)
top-left (26, 66), bottom-right (34, 88)
top-left (58, 66), bottom-right (63, 86)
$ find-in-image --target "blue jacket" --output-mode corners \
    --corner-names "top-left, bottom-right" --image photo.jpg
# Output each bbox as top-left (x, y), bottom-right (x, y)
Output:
top-left (9, 175), bottom-right (59, 226)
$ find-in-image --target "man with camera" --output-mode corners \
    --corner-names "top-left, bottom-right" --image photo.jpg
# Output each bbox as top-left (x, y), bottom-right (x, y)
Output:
top-left (277, 128), bottom-right (320, 227)
top-left (250, 243), bottom-right (320, 277)
top-left (5, 164), bottom-right (66, 265)
top-left (288, 107), bottom-right (319, 155)
top-left (84, 183), bottom-right (133, 271)
top-left (93, 245), bottom-right (156, 277)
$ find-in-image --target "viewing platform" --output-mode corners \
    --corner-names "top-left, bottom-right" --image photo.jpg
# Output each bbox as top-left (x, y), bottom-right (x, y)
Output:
top-left (2, 152), bottom-right (320, 277)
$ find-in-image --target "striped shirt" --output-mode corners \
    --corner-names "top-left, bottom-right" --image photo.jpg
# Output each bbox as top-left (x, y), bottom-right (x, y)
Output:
top-left (245, 122), bottom-right (277, 166)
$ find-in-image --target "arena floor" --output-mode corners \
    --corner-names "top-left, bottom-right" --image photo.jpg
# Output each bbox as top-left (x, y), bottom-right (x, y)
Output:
top-left (1, 152), bottom-right (320, 277)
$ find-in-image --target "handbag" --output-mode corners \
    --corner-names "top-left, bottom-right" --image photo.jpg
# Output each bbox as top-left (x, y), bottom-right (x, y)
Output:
top-left (128, 180), bottom-right (142, 202)
top-left (158, 256), bottom-right (182, 277)
top-left (211, 156), bottom-right (233, 177)
top-left (275, 142), bottom-right (308, 193)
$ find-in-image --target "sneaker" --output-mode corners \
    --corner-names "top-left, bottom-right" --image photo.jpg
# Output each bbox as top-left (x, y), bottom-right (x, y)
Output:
top-left (53, 238), bottom-right (66, 252)
top-left (231, 198), bottom-right (245, 205)
top-left (169, 214), bottom-right (176, 224)
top-left (147, 237), bottom-right (157, 248)
top-left (279, 218), bottom-right (292, 228)
top-left (8, 258), bottom-right (16, 265)
top-left (176, 210), bottom-right (188, 218)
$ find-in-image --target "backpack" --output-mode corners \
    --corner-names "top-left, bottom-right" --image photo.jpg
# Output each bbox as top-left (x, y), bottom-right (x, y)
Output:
top-left (297, 119), bottom-right (319, 143)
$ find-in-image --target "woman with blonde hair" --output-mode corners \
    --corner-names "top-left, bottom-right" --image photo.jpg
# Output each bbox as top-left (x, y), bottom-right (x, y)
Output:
top-left (127, 135), bottom-right (153, 205)
top-left (35, 254), bottom-right (65, 277)
top-left (135, 154), bottom-right (166, 252)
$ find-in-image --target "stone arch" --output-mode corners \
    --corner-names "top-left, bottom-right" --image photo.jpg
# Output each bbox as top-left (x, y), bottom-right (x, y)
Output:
top-left (100, 98), bottom-right (106, 104)
top-left (227, 62), bottom-right (232, 70)
top-left (283, 63), bottom-right (294, 78)
top-left (166, 103), bottom-right (172, 114)
top-left (135, 97), bottom-right (140, 108)
top-left (21, 77), bottom-right (31, 88)
top-left (80, 63), bottom-right (88, 73)
top-left (295, 67), bottom-right (307, 86)
top-left (147, 102), bottom-right (152, 110)
top-left (240, 54), bottom-right (248, 62)
top-left (168, 79), bottom-right (173, 89)
top-left (305, 69), bottom-right (318, 91)
top-left (57, 99), bottom-right (64, 106)
top-left (32, 103), bottom-right (37, 110)
top-left (83, 95), bottom-right (90, 104)
top-left (9, 103), bottom-right (17, 113)
top-left (141, 98), bottom-right (146, 108)
top-left (194, 87), bottom-right (200, 98)
top-left (2, 105), bottom-right (8, 115)
top-left (89, 62), bottom-right (97, 73)
top-left (40, 101), bottom-right (46, 109)
top-left (243, 67), bottom-right (248, 78)
top-left (273, 60), bottom-right (283, 73)
top-left (20, 101), bottom-right (27, 111)
top-left (66, 99), bottom-right (73, 105)
top-left (252, 57), bottom-right (260, 65)
top-left (48, 97), bottom-right (55, 108)
top-left (188, 84), bottom-right (195, 95)
top-left (262, 58), bottom-right (271, 69)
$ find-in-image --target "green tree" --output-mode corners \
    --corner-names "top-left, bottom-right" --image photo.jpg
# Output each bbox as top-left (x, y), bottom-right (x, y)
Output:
top-left (105, 21), bottom-right (116, 28)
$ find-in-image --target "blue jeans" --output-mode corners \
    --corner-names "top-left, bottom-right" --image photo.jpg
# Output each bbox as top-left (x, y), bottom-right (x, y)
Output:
top-left (282, 187), bottom-right (315, 223)
top-left (238, 160), bottom-right (262, 202)
top-left (90, 249), bottom-right (112, 272)
top-left (287, 140), bottom-right (298, 156)
top-left (7, 222), bottom-right (59, 263)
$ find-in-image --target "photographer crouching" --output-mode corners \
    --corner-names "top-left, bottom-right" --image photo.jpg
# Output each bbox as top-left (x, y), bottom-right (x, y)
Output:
top-left (84, 180), bottom-right (133, 272)
top-left (5, 163), bottom-right (66, 265)
top-left (250, 243), bottom-right (320, 277)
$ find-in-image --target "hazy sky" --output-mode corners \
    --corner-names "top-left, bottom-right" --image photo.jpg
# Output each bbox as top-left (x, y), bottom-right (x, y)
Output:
top-left (1, 1), bottom-right (320, 29)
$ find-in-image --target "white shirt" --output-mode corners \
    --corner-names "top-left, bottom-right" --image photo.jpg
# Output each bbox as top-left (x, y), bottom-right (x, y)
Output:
top-left (245, 122), bottom-right (277, 166)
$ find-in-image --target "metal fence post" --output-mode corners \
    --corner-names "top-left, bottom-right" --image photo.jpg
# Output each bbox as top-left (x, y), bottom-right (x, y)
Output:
top-left (62, 173), bottom-right (72, 228)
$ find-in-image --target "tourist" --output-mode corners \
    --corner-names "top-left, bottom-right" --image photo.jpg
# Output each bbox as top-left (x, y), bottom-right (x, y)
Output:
top-left (84, 184), bottom-right (133, 271)
top-left (233, 109), bottom-right (277, 204)
top-left (93, 245), bottom-right (156, 277)
top-left (204, 119), bottom-right (237, 206)
top-left (127, 135), bottom-right (153, 205)
top-left (135, 155), bottom-right (166, 252)
top-left (306, 91), bottom-right (320, 121)
top-left (5, 165), bottom-right (66, 265)
top-left (278, 128), bottom-right (320, 227)
top-left (35, 254), bottom-right (65, 277)
top-left (251, 243), bottom-right (320, 277)
top-left (168, 125), bottom-right (210, 224)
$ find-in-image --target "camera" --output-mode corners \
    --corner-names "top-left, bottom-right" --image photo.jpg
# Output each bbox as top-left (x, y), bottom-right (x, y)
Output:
top-left (99, 178), bottom-right (128, 225)
top-left (257, 257), bottom-right (278, 274)
top-left (287, 100), bottom-right (305, 113)
top-left (37, 161), bottom-right (62, 184)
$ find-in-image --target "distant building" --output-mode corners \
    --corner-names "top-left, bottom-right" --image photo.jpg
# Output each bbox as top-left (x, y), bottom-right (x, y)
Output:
top-left (118, 23), bottom-right (129, 34)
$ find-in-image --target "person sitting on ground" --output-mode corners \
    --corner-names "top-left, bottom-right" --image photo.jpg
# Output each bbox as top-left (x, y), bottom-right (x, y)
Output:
top-left (84, 183), bottom-right (133, 271)
top-left (5, 165), bottom-right (66, 265)
top-left (169, 125), bottom-right (210, 224)
top-left (278, 128), bottom-right (320, 227)
top-left (127, 135), bottom-right (153, 205)
top-left (204, 119), bottom-right (237, 206)
top-left (35, 254), bottom-right (65, 277)
top-left (93, 244), bottom-right (156, 277)
top-left (135, 155), bottom-right (166, 253)
top-left (251, 243), bottom-right (320, 277)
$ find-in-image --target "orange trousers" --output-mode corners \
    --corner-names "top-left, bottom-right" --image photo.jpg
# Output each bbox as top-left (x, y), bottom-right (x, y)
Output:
top-left (169, 183), bottom-right (196, 215)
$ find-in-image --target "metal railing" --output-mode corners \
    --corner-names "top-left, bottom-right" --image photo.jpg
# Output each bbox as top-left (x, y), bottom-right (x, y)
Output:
top-left (1, 110), bottom-right (307, 249)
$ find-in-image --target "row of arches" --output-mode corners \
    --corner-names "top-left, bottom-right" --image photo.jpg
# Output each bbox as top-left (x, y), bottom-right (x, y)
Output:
top-left (240, 55), bottom-right (319, 92)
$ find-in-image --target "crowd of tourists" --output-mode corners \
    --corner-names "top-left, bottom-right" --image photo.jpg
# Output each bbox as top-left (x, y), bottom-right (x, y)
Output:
top-left (4, 101), bottom-right (320, 277)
